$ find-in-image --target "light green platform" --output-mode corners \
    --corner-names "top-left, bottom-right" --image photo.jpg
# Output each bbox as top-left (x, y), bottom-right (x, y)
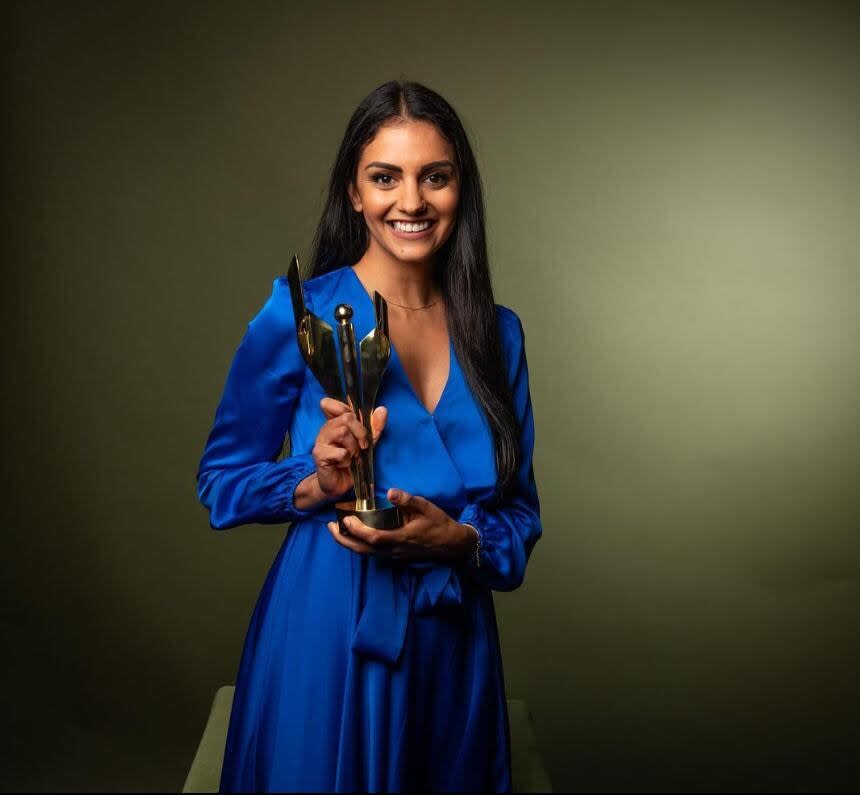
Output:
top-left (182, 685), bottom-right (553, 793)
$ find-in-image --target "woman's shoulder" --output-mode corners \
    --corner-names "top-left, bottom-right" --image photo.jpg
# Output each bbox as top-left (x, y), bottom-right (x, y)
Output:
top-left (256, 267), bottom-right (348, 330)
top-left (493, 303), bottom-right (528, 383)
top-left (494, 302), bottom-right (521, 327)
top-left (270, 266), bottom-right (346, 315)
top-left (233, 269), bottom-right (347, 371)
top-left (494, 302), bottom-right (525, 346)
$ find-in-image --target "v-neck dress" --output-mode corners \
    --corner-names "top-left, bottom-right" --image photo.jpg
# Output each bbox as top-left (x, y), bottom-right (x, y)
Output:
top-left (196, 264), bottom-right (542, 793)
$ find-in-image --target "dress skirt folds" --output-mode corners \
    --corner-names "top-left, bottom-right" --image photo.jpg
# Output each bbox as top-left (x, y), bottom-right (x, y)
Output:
top-left (196, 265), bottom-right (542, 793)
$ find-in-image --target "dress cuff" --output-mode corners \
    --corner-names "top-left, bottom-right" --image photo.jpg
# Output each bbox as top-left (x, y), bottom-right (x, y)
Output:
top-left (457, 503), bottom-right (486, 571)
top-left (279, 452), bottom-right (322, 520)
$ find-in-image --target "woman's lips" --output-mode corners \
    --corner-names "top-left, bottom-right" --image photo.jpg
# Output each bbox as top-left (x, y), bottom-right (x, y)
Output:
top-left (386, 220), bottom-right (436, 239)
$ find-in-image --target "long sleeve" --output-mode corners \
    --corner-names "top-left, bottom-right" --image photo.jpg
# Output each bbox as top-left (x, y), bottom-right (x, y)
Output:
top-left (196, 278), bottom-right (320, 530)
top-left (456, 309), bottom-right (542, 591)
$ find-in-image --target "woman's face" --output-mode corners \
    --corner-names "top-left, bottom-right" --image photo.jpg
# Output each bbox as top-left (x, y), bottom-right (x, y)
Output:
top-left (348, 119), bottom-right (459, 268)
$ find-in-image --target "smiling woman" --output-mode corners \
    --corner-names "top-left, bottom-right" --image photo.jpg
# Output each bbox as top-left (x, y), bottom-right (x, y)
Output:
top-left (196, 79), bottom-right (542, 793)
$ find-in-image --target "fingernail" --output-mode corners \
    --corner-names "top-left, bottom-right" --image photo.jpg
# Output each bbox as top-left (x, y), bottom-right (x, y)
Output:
top-left (390, 489), bottom-right (401, 501)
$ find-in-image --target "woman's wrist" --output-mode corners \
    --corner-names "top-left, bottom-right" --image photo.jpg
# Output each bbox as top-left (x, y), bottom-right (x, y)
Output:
top-left (457, 521), bottom-right (481, 562)
top-left (293, 471), bottom-right (328, 511)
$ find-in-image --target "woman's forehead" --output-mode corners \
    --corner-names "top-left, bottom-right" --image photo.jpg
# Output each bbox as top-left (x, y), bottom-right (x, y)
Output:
top-left (360, 120), bottom-right (454, 165)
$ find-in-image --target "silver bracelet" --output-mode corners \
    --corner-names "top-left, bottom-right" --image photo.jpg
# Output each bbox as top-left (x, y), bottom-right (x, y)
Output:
top-left (464, 522), bottom-right (482, 568)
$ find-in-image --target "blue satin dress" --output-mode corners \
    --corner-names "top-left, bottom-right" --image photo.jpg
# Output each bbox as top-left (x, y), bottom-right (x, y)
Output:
top-left (196, 264), bottom-right (542, 793)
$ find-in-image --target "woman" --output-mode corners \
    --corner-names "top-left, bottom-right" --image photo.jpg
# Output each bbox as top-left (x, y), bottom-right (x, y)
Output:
top-left (196, 79), bottom-right (542, 793)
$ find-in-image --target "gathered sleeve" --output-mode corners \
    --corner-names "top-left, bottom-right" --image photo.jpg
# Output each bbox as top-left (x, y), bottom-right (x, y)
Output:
top-left (456, 309), bottom-right (542, 591)
top-left (196, 278), bottom-right (320, 530)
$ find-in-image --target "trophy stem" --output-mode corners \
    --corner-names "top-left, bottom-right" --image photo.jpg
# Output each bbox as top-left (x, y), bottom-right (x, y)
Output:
top-left (338, 306), bottom-right (375, 510)
top-left (349, 451), bottom-right (375, 512)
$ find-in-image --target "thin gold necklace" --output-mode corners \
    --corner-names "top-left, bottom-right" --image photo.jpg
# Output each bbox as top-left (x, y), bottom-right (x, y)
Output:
top-left (384, 295), bottom-right (442, 311)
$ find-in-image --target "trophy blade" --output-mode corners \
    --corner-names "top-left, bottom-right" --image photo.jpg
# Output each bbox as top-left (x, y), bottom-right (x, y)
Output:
top-left (286, 254), bottom-right (306, 330)
top-left (307, 318), bottom-right (346, 402)
top-left (375, 291), bottom-right (389, 338)
top-left (359, 292), bottom-right (392, 411)
top-left (286, 253), bottom-right (346, 403)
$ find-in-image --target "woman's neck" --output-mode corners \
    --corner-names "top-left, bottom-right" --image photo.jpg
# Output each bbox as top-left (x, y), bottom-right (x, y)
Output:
top-left (351, 250), bottom-right (442, 309)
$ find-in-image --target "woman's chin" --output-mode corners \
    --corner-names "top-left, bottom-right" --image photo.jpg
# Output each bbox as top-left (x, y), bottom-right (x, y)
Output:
top-left (386, 243), bottom-right (441, 263)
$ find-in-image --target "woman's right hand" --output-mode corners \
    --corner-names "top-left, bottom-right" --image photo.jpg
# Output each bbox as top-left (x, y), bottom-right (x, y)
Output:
top-left (313, 398), bottom-right (388, 499)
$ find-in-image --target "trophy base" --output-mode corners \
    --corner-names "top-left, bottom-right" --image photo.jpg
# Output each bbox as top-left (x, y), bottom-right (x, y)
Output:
top-left (335, 498), bottom-right (402, 534)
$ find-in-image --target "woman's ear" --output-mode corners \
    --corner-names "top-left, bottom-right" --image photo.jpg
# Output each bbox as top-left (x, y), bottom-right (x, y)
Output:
top-left (347, 181), bottom-right (362, 213)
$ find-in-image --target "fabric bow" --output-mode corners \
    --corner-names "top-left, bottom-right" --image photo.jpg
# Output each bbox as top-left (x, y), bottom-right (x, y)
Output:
top-left (351, 555), bottom-right (464, 665)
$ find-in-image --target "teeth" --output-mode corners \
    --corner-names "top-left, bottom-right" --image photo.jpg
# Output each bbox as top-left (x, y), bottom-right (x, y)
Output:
top-left (393, 221), bottom-right (431, 232)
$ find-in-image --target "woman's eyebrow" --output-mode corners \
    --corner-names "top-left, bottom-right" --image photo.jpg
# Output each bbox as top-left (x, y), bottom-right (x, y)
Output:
top-left (365, 160), bottom-right (455, 172)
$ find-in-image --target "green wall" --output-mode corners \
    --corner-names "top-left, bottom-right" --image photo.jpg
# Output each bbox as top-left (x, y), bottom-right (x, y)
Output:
top-left (3, 0), bottom-right (858, 790)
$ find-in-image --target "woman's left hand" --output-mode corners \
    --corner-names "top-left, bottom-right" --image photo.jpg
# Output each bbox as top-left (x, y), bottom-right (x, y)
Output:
top-left (326, 488), bottom-right (474, 562)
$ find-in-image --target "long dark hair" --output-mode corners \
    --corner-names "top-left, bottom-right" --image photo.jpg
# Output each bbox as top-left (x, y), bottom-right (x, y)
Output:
top-left (307, 80), bottom-right (521, 501)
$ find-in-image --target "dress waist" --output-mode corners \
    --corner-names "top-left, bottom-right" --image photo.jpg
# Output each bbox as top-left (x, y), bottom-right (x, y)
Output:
top-left (296, 513), bottom-right (465, 666)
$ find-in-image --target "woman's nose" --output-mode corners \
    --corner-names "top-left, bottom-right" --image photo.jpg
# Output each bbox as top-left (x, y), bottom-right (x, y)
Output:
top-left (397, 178), bottom-right (426, 214)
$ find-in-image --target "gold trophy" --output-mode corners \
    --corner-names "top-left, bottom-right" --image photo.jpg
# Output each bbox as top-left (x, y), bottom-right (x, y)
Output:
top-left (287, 254), bottom-right (402, 533)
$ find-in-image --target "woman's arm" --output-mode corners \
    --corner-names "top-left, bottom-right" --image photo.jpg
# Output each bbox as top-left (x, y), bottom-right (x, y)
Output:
top-left (196, 278), bottom-right (325, 530)
top-left (456, 308), bottom-right (542, 590)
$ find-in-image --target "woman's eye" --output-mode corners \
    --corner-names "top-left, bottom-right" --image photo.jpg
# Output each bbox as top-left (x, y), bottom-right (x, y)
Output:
top-left (371, 172), bottom-right (450, 187)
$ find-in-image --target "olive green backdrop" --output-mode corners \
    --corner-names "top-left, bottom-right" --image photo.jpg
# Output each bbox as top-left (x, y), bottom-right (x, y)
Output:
top-left (3, 0), bottom-right (858, 791)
